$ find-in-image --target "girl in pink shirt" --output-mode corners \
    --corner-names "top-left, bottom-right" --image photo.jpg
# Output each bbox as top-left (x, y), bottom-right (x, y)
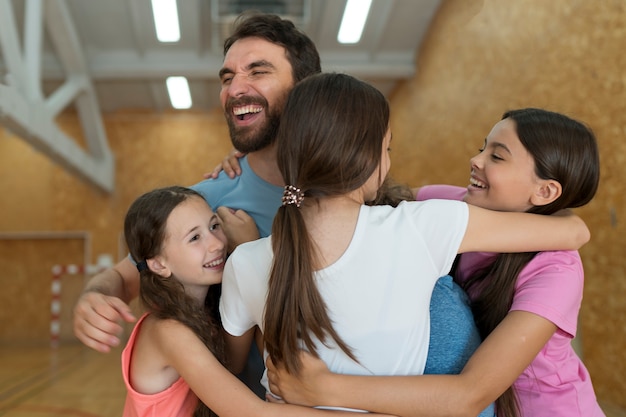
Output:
top-left (265, 108), bottom-right (604, 417)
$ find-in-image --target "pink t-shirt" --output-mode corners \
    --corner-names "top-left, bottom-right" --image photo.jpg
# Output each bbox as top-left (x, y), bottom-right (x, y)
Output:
top-left (121, 313), bottom-right (198, 417)
top-left (417, 185), bottom-right (605, 417)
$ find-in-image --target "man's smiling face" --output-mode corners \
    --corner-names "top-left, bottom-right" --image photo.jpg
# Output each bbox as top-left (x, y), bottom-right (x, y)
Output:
top-left (219, 37), bottom-right (295, 153)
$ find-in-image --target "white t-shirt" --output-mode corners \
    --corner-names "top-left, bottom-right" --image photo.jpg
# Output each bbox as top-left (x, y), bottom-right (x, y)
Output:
top-left (220, 199), bottom-right (469, 394)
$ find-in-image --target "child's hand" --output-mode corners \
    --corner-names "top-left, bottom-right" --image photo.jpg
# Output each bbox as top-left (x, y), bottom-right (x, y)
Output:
top-left (203, 149), bottom-right (246, 179)
top-left (216, 206), bottom-right (259, 253)
top-left (266, 351), bottom-right (331, 407)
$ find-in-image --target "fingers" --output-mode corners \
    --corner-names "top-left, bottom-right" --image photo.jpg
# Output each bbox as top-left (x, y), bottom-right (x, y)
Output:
top-left (266, 357), bottom-right (283, 397)
top-left (266, 355), bottom-right (276, 371)
top-left (216, 206), bottom-right (238, 225)
top-left (206, 162), bottom-right (225, 180)
top-left (73, 292), bottom-right (136, 353)
top-left (265, 392), bottom-right (285, 403)
top-left (204, 149), bottom-right (245, 180)
top-left (217, 207), bottom-right (255, 227)
top-left (222, 151), bottom-right (244, 178)
top-left (216, 207), bottom-right (260, 251)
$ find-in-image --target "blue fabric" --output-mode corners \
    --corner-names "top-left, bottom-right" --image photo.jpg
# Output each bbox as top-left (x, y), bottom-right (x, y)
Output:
top-left (191, 156), bottom-right (283, 238)
top-left (426, 275), bottom-right (495, 417)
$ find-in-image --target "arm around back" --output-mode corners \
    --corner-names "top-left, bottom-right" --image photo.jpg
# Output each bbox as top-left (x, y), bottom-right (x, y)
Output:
top-left (267, 311), bottom-right (556, 417)
top-left (154, 321), bottom-right (395, 417)
top-left (460, 205), bottom-right (590, 254)
top-left (73, 256), bottom-right (139, 353)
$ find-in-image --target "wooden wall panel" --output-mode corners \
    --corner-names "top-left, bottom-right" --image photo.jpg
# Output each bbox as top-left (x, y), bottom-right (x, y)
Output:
top-left (389, 0), bottom-right (626, 409)
top-left (0, 239), bottom-right (83, 344)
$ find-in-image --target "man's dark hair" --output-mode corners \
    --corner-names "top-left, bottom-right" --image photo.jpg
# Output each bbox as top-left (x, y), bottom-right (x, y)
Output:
top-left (224, 12), bottom-right (322, 82)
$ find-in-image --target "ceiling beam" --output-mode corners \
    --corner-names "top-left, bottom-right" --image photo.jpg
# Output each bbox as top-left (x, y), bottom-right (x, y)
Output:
top-left (0, 0), bottom-right (114, 193)
top-left (32, 50), bottom-right (417, 80)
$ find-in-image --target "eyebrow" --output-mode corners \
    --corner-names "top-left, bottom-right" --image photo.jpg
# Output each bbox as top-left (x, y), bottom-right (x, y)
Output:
top-left (183, 224), bottom-right (200, 238)
top-left (491, 141), bottom-right (512, 155)
top-left (219, 59), bottom-right (276, 79)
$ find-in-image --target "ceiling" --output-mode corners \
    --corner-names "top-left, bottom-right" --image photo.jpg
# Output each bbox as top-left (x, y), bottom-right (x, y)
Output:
top-left (0, 0), bottom-right (440, 192)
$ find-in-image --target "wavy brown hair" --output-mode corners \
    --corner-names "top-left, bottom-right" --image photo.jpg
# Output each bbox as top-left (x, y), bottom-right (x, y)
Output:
top-left (456, 108), bottom-right (600, 417)
top-left (124, 186), bottom-right (226, 417)
top-left (263, 73), bottom-right (390, 374)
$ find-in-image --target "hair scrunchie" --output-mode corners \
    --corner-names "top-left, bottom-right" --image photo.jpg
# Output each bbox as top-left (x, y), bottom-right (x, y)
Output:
top-left (136, 260), bottom-right (149, 272)
top-left (281, 185), bottom-right (304, 208)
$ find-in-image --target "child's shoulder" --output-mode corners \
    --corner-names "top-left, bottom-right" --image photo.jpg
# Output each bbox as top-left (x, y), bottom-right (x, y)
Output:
top-left (143, 316), bottom-right (189, 338)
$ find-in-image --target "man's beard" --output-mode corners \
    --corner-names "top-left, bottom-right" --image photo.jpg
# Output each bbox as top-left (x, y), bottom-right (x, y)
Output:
top-left (225, 95), bottom-right (284, 154)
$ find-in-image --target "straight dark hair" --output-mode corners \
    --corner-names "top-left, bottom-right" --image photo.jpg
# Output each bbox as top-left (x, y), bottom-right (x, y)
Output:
top-left (456, 108), bottom-right (600, 417)
top-left (124, 186), bottom-right (225, 417)
top-left (263, 73), bottom-right (390, 373)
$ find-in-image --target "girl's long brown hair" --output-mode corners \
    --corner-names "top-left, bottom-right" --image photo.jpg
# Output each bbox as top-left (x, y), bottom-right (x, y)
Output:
top-left (456, 108), bottom-right (600, 417)
top-left (263, 73), bottom-right (390, 374)
top-left (124, 186), bottom-right (226, 417)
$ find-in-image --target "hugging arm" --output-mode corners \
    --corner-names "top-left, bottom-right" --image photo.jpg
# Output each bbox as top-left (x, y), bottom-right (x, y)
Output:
top-left (73, 257), bottom-right (139, 352)
top-left (459, 205), bottom-right (589, 254)
top-left (268, 310), bottom-right (556, 417)
top-left (156, 320), bottom-right (396, 417)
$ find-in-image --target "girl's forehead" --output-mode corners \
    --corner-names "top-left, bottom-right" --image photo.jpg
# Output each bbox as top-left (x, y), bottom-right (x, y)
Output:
top-left (166, 197), bottom-right (213, 228)
top-left (487, 119), bottom-right (519, 143)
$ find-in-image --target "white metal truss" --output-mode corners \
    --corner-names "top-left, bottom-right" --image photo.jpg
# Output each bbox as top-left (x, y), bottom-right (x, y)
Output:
top-left (0, 0), bottom-right (114, 193)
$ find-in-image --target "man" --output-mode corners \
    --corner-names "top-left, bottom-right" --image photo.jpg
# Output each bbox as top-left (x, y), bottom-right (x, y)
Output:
top-left (73, 12), bottom-right (321, 397)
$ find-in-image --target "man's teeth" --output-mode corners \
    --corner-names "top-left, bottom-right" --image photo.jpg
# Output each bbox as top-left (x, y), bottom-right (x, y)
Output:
top-left (233, 105), bottom-right (262, 116)
top-left (470, 177), bottom-right (487, 188)
top-left (205, 258), bottom-right (224, 268)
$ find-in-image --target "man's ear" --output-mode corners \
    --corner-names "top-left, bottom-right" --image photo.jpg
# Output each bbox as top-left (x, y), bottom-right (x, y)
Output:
top-left (531, 179), bottom-right (562, 206)
top-left (147, 257), bottom-right (171, 278)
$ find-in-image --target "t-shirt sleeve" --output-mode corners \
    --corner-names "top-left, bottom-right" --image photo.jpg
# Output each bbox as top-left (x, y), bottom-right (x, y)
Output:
top-left (510, 251), bottom-right (584, 337)
top-left (400, 199), bottom-right (469, 277)
top-left (190, 176), bottom-right (226, 209)
top-left (219, 251), bottom-right (256, 337)
top-left (416, 184), bottom-right (467, 202)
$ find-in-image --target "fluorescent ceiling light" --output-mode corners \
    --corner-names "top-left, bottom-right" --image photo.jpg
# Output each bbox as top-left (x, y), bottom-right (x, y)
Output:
top-left (337, 0), bottom-right (372, 44)
top-left (166, 76), bottom-right (192, 109)
top-left (151, 0), bottom-right (180, 42)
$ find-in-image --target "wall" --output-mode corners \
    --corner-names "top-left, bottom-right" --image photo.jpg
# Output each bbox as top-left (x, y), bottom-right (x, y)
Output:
top-left (0, 109), bottom-right (232, 344)
top-left (0, 0), bottom-right (623, 410)
top-left (388, 0), bottom-right (626, 409)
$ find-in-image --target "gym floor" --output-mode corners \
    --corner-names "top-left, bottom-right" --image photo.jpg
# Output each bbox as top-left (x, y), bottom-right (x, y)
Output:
top-left (0, 343), bottom-right (624, 417)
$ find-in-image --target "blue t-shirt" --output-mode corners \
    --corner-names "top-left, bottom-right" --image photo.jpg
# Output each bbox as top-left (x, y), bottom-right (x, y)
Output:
top-left (191, 156), bottom-right (283, 238)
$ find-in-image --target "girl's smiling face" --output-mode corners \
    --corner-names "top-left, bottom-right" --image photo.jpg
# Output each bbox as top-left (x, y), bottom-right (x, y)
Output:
top-left (154, 196), bottom-right (227, 299)
top-left (464, 118), bottom-right (543, 213)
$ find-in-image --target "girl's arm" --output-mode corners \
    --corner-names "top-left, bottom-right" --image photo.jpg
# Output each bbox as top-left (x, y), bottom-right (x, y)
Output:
top-left (223, 327), bottom-right (255, 374)
top-left (459, 205), bottom-right (590, 254)
top-left (153, 320), bottom-right (395, 417)
top-left (268, 310), bottom-right (556, 417)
